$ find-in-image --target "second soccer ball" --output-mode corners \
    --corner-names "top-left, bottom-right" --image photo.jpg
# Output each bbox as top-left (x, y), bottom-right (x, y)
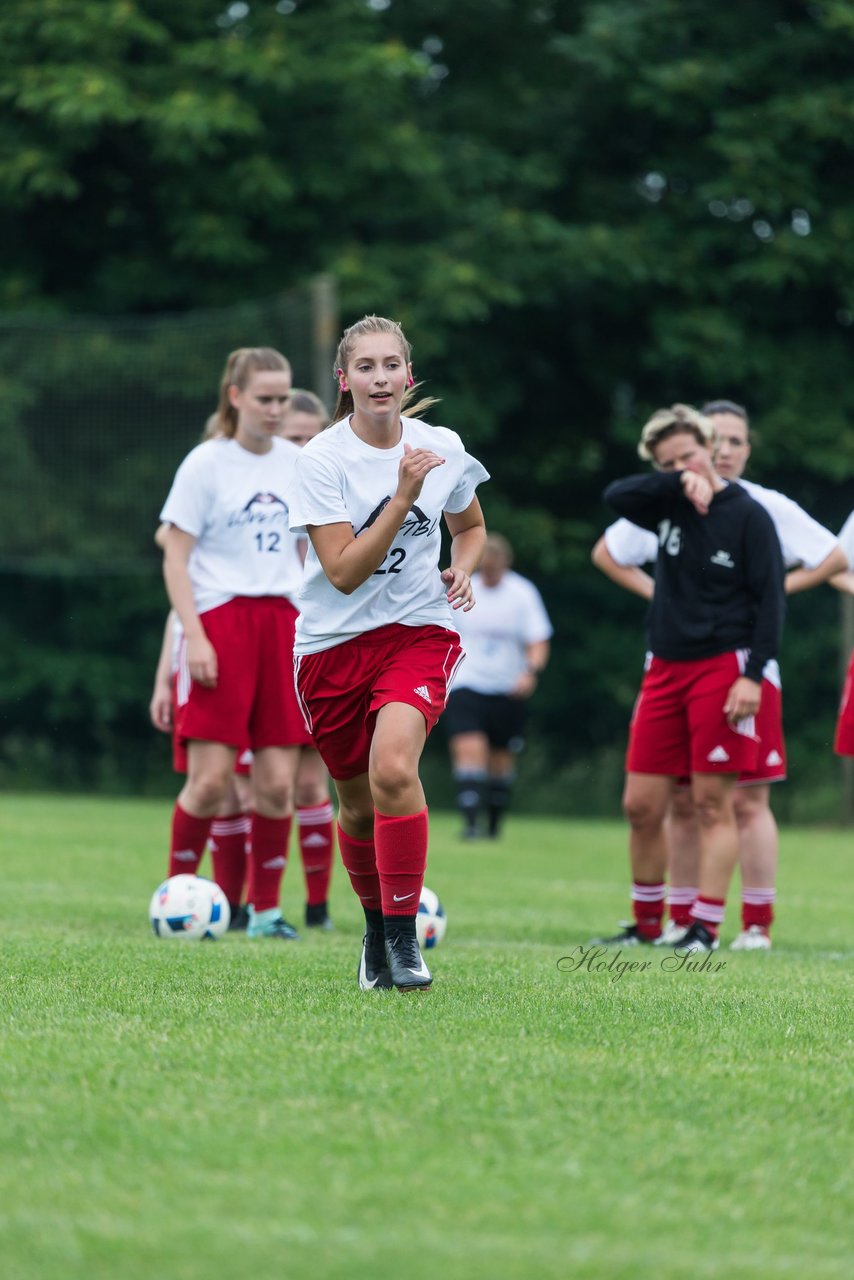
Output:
top-left (416, 886), bottom-right (447, 949)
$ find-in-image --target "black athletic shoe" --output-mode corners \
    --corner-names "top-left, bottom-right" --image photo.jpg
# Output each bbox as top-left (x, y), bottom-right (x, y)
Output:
top-left (305, 902), bottom-right (334, 930)
top-left (228, 903), bottom-right (250, 932)
top-left (671, 922), bottom-right (719, 953)
top-left (358, 930), bottom-right (393, 991)
top-left (384, 926), bottom-right (432, 992)
top-left (588, 922), bottom-right (657, 947)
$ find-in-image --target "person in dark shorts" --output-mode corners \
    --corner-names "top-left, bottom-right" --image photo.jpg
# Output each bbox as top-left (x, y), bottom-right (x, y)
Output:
top-left (445, 533), bottom-right (552, 839)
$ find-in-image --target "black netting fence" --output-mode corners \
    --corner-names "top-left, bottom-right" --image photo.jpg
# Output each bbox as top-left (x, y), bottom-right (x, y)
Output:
top-left (0, 279), bottom-right (337, 572)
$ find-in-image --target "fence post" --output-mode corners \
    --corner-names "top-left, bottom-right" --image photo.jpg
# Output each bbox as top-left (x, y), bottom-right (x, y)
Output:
top-left (310, 275), bottom-right (339, 407)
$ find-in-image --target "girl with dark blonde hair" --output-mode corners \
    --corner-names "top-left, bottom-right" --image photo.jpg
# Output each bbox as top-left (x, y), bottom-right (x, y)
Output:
top-left (289, 316), bottom-right (489, 991)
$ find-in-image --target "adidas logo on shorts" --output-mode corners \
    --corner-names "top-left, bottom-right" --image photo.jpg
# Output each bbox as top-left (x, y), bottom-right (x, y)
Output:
top-left (707, 745), bottom-right (730, 763)
top-left (414, 685), bottom-right (431, 703)
top-left (766, 749), bottom-right (783, 766)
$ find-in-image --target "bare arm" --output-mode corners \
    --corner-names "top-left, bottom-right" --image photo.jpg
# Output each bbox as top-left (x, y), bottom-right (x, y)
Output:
top-left (149, 611), bottom-right (176, 732)
top-left (162, 526), bottom-right (218, 688)
top-left (591, 536), bottom-right (655, 601)
top-left (785, 544), bottom-right (848, 594)
top-left (829, 569), bottom-right (854, 596)
top-left (511, 638), bottom-right (551, 699)
top-left (309, 443), bottom-right (446, 595)
top-left (441, 497), bottom-right (487, 612)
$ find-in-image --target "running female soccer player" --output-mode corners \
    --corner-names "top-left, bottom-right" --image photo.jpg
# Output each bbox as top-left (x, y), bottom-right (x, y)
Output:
top-left (160, 347), bottom-right (310, 940)
top-left (289, 315), bottom-right (488, 991)
top-left (594, 404), bottom-right (785, 953)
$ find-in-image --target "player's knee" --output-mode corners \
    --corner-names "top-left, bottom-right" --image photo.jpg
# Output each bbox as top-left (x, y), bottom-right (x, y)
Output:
top-left (186, 771), bottom-right (231, 814)
top-left (337, 796), bottom-right (373, 839)
top-left (732, 789), bottom-right (766, 827)
top-left (622, 793), bottom-right (666, 832)
top-left (295, 779), bottom-right (328, 808)
top-left (253, 777), bottom-right (294, 816)
top-left (692, 791), bottom-right (732, 827)
top-left (370, 756), bottom-right (417, 806)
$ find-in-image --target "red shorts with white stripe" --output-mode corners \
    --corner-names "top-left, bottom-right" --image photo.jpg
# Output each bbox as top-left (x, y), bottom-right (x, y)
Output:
top-left (294, 623), bottom-right (464, 781)
top-left (176, 596), bottom-right (312, 754)
top-left (834, 649), bottom-right (854, 756)
top-left (739, 674), bottom-right (786, 784)
top-left (627, 651), bottom-right (760, 777)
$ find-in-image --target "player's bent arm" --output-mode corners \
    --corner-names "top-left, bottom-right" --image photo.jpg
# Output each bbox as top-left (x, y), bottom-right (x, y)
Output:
top-left (511, 638), bottom-right (551, 699)
top-left (442, 498), bottom-right (487, 612)
top-left (154, 521), bottom-right (170, 551)
top-left (829, 569), bottom-right (854, 596)
top-left (591, 537), bottom-right (655, 601)
top-left (308, 497), bottom-right (412, 596)
top-left (162, 526), bottom-right (218, 687)
top-left (525, 639), bottom-right (550, 675)
top-left (784, 544), bottom-right (848, 595)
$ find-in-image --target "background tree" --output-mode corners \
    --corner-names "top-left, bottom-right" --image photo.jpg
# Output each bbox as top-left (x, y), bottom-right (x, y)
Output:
top-left (0, 0), bottom-right (852, 812)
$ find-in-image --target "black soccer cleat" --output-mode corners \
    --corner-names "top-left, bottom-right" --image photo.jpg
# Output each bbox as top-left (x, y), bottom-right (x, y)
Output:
top-left (384, 925), bottom-right (433, 992)
top-left (305, 902), bottom-right (334, 930)
top-left (671, 921), bottom-right (719, 953)
top-left (358, 929), bottom-right (393, 991)
top-left (588, 922), bottom-right (657, 947)
top-left (228, 903), bottom-right (250, 932)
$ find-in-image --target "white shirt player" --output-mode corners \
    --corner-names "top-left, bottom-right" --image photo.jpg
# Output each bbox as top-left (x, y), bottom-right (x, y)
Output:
top-left (602, 478), bottom-right (841, 691)
top-left (452, 571), bottom-right (553, 695)
top-left (288, 416), bottom-right (489, 655)
top-left (604, 478), bottom-right (840, 571)
top-left (160, 436), bottom-right (305, 615)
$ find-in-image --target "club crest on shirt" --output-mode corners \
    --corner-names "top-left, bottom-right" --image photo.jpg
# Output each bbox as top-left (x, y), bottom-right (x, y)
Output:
top-left (356, 496), bottom-right (438, 538)
top-left (227, 492), bottom-right (288, 527)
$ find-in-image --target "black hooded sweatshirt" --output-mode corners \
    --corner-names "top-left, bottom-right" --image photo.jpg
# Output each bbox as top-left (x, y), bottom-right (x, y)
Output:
top-left (603, 471), bottom-right (785, 683)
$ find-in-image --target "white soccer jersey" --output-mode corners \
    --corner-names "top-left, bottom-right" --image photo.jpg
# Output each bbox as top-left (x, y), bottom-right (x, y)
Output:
top-left (603, 481), bottom-right (839, 570)
top-left (453, 571), bottom-right (553, 695)
top-left (737, 478), bottom-right (839, 569)
top-left (604, 518), bottom-right (658, 567)
top-left (288, 416), bottom-right (489, 654)
top-left (160, 436), bottom-right (305, 615)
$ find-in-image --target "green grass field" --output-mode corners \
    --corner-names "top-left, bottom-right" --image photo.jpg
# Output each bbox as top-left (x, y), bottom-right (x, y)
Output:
top-left (1, 794), bottom-right (851, 1280)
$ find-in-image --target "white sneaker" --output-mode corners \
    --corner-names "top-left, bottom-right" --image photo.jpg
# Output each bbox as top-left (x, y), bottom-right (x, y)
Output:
top-left (730, 926), bottom-right (772, 951)
top-left (653, 919), bottom-right (689, 947)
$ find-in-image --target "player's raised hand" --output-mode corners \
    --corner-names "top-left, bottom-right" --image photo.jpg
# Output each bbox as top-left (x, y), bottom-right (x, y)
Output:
top-left (441, 566), bottom-right (475, 611)
top-left (680, 470), bottom-right (713, 515)
top-left (397, 442), bottom-right (445, 503)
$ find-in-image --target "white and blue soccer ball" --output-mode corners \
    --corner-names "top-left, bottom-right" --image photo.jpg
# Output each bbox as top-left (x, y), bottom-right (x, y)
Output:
top-left (149, 874), bottom-right (230, 940)
top-left (416, 886), bottom-right (447, 949)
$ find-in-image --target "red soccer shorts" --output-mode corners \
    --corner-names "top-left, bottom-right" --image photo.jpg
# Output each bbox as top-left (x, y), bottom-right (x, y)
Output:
top-left (739, 671), bottom-right (786, 785)
top-left (627, 651), bottom-right (760, 777)
top-left (834, 649), bottom-right (854, 756)
top-left (176, 596), bottom-right (312, 754)
top-left (170, 675), bottom-right (253, 774)
top-left (294, 623), bottom-right (465, 781)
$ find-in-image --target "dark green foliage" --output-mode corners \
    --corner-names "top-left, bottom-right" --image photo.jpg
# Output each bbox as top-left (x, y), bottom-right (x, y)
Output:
top-left (0, 1), bottom-right (852, 806)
